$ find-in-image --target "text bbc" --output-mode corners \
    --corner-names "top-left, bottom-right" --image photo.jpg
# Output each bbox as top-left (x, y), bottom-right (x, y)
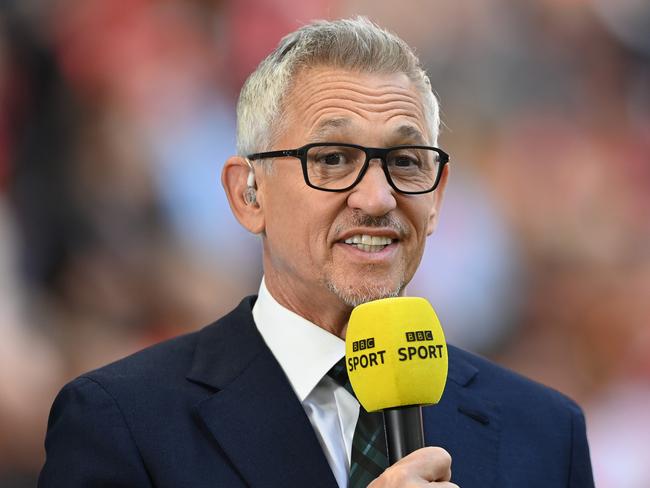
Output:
top-left (352, 337), bottom-right (375, 352)
top-left (406, 330), bottom-right (434, 342)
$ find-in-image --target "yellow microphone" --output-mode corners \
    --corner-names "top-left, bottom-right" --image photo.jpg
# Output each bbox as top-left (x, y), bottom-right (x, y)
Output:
top-left (345, 297), bottom-right (448, 463)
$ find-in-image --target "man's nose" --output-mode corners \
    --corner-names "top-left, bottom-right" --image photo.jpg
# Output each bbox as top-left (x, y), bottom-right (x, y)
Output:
top-left (346, 160), bottom-right (397, 216)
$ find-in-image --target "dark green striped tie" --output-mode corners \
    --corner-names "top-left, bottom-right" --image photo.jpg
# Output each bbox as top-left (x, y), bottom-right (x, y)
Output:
top-left (328, 359), bottom-right (389, 487)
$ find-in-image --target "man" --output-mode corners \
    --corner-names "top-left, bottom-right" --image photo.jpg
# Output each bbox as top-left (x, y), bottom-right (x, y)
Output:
top-left (39, 18), bottom-right (595, 487)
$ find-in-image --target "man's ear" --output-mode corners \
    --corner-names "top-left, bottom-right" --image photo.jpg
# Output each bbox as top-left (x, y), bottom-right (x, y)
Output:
top-left (426, 163), bottom-right (450, 236)
top-left (222, 156), bottom-right (265, 234)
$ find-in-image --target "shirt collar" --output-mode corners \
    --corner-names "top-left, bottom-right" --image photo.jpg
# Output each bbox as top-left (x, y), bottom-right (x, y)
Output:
top-left (252, 277), bottom-right (345, 402)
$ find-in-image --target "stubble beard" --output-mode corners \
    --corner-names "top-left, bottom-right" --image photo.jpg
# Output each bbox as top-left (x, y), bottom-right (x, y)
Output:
top-left (325, 272), bottom-right (405, 308)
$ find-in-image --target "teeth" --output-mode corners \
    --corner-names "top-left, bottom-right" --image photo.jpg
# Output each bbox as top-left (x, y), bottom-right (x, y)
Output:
top-left (359, 244), bottom-right (377, 253)
top-left (343, 234), bottom-right (393, 251)
top-left (371, 236), bottom-right (390, 245)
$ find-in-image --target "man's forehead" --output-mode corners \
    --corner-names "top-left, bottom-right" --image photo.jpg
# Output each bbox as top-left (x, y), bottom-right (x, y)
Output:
top-left (277, 66), bottom-right (430, 146)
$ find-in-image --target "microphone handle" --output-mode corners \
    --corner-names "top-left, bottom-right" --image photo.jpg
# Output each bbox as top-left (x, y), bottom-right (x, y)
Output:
top-left (383, 406), bottom-right (425, 464)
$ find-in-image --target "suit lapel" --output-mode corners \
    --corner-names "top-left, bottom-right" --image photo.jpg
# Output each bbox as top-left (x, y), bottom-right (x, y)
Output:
top-left (186, 297), bottom-right (338, 488)
top-left (423, 345), bottom-right (500, 488)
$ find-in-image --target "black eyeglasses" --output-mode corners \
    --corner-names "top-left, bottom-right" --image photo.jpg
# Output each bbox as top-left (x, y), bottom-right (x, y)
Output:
top-left (247, 142), bottom-right (450, 194)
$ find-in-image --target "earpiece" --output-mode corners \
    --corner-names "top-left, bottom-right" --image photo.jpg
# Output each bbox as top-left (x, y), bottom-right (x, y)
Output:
top-left (243, 170), bottom-right (257, 206)
top-left (247, 170), bottom-right (256, 188)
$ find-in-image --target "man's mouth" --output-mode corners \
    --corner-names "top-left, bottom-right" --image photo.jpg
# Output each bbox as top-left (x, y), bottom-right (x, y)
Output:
top-left (343, 234), bottom-right (394, 253)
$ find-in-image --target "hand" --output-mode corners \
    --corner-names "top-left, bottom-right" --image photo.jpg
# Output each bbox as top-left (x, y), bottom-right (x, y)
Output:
top-left (367, 447), bottom-right (459, 487)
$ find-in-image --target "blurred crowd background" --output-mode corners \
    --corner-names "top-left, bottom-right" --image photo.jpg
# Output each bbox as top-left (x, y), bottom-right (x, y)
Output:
top-left (1, 0), bottom-right (648, 486)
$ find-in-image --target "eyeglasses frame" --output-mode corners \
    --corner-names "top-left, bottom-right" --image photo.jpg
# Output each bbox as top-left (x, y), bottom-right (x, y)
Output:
top-left (246, 142), bottom-right (450, 195)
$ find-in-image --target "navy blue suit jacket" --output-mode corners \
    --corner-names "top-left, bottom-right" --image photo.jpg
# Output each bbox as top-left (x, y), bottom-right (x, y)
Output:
top-left (39, 296), bottom-right (594, 487)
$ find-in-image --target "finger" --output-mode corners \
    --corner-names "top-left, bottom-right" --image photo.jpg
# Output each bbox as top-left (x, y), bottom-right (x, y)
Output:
top-left (389, 446), bottom-right (452, 482)
top-left (418, 446), bottom-right (453, 481)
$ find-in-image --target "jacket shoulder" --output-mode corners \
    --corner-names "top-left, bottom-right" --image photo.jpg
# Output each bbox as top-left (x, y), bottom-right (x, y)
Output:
top-left (81, 295), bottom-right (257, 388)
top-left (84, 327), bottom-right (202, 385)
top-left (449, 344), bottom-right (583, 414)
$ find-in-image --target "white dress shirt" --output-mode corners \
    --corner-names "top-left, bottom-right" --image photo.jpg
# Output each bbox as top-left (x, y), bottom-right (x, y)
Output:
top-left (252, 278), bottom-right (360, 488)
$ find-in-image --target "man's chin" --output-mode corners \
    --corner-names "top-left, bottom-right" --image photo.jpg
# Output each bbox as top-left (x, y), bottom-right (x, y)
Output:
top-left (326, 279), bottom-right (404, 308)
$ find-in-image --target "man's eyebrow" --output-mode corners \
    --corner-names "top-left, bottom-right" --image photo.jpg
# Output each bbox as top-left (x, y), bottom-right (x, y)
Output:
top-left (308, 119), bottom-right (428, 145)
top-left (309, 118), bottom-right (352, 141)
top-left (395, 125), bottom-right (427, 145)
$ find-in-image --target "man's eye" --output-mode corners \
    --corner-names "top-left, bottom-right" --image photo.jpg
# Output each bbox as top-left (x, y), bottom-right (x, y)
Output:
top-left (393, 155), bottom-right (419, 167)
top-left (319, 153), bottom-right (346, 165)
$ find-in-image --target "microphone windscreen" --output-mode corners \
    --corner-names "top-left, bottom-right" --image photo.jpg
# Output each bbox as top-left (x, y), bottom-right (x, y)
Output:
top-left (345, 297), bottom-right (447, 412)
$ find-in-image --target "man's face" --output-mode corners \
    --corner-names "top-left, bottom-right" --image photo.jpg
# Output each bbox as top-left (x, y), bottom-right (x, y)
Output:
top-left (255, 67), bottom-right (447, 325)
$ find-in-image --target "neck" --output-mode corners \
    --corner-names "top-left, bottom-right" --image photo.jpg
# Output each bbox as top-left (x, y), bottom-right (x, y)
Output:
top-left (263, 272), bottom-right (352, 339)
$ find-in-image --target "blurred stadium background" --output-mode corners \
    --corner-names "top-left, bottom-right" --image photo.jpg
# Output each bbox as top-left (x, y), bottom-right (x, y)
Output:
top-left (1, 0), bottom-right (648, 486)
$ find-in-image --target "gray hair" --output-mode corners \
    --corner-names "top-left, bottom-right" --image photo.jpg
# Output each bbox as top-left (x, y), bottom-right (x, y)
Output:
top-left (236, 17), bottom-right (440, 157)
